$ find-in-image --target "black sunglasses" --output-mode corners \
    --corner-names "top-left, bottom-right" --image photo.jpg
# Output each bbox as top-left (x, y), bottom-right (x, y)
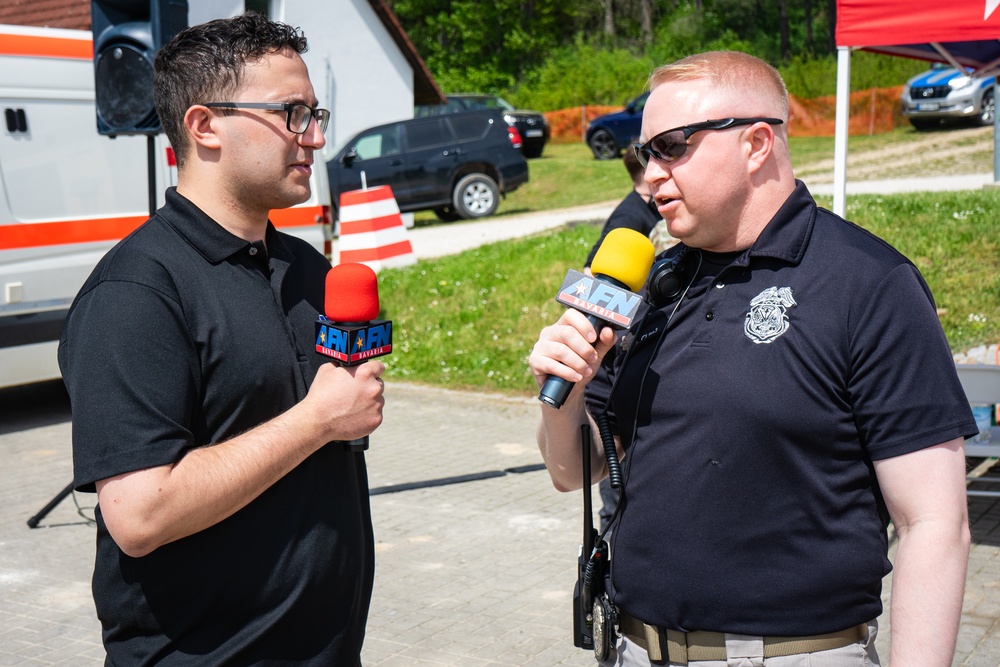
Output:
top-left (633, 117), bottom-right (783, 168)
top-left (202, 102), bottom-right (331, 134)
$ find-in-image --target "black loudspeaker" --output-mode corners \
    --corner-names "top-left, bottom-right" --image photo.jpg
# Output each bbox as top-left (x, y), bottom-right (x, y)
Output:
top-left (91, 0), bottom-right (188, 136)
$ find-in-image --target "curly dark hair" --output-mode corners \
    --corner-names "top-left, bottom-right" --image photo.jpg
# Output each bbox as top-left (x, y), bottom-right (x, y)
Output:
top-left (153, 12), bottom-right (309, 166)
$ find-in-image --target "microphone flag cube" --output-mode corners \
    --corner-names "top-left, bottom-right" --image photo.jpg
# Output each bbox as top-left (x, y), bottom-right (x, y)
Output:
top-left (315, 318), bottom-right (392, 365)
top-left (555, 270), bottom-right (643, 329)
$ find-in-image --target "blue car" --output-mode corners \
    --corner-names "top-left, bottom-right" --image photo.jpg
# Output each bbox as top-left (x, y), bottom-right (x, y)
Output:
top-left (585, 92), bottom-right (649, 160)
top-left (901, 64), bottom-right (995, 130)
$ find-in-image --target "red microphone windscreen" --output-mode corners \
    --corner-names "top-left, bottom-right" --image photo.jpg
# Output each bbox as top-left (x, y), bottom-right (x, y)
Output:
top-left (324, 263), bottom-right (380, 322)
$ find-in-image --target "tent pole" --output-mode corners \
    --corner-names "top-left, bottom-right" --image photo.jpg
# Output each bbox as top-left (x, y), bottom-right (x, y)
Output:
top-left (833, 47), bottom-right (851, 217)
top-left (994, 79), bottom-right (999, 185)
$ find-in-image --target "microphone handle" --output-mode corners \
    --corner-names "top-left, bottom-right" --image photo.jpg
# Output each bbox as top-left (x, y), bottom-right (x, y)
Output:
top-left (324, 328), bottom-right (374, 453)
top-left (538, 312), bottom-right (606, 409)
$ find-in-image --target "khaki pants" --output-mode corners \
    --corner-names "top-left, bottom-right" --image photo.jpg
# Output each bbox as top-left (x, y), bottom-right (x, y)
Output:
top-left (598, 621), bottom-right (880, 667)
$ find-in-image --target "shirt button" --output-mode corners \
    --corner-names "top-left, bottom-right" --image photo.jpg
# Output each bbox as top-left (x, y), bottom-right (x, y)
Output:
top-left (249, 247), bottom-right (258, 256)
top-left (706, 311), bottom-right (714, 321)
top-left (715, 282), bottom-right (725, 289)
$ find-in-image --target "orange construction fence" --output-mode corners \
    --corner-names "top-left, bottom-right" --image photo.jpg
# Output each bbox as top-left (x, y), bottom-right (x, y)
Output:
top-left (544, 86), bottom-right (907, 142)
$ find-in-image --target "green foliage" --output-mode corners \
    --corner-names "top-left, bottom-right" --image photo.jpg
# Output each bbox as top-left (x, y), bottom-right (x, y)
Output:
top-left (848, 51), bottom-right (929, 92)
top-left (385, 0), bottom-right (581, 95)
top-left (779, 54), bottom-right (839, 99)
top-left (780, 51), bottom-right (930, 99)
top-left (506, 43), bottom-right (930, 113)
top-left (509, 36), bottom-right (656, 110)
top-left (389, 0), bottom-right (942, 113)
top-left (648, 4), bottom-right (756, 65)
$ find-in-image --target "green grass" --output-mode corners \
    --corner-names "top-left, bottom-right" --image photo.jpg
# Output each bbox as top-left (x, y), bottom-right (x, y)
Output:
top-left (837, 191), bottom-right (1000, 352)
top-left (382, 189), bottom-right (1000, 395)
top-left (378, 224), bottom-right (601, 392)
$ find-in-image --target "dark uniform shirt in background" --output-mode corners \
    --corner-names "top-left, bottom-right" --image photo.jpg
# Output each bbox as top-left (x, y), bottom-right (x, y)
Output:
top-left (585, 189), bottom-right (662, 268)
top-left (585, 181), bottom-right (977, 637)
top-left (59, 188), bottom-right (374, 666)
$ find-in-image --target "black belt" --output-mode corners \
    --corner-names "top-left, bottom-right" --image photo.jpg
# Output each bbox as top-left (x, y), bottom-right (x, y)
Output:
top-left (618, 610), bottom-right (867, 663)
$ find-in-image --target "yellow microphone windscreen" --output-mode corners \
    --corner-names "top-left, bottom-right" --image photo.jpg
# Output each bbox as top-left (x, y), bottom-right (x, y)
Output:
top-left (591, 228), bottom-right (656, 293)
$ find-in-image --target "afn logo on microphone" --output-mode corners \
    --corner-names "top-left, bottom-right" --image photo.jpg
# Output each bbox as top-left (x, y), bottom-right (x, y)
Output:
top-left (315, 318), bottom-right (392, 365)
top-left (556, 270), bottom-right (642, 327)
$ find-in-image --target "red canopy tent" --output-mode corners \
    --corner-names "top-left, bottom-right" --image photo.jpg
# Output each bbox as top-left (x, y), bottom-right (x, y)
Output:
top-left (831, 0), bottom-right (1000, 214)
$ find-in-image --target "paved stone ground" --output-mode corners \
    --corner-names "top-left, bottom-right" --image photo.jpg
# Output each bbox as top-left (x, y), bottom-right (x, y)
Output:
top-left (3, 380), bottom-right (1000, 666)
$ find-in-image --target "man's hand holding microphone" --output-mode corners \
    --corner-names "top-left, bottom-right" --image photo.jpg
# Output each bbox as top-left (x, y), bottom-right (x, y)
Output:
top-left (304, 262), bottom-right (391, 450)
top-left (530, 227), bottom-right (655, 408)
top-left (528, 228), bottom-right (655, 491)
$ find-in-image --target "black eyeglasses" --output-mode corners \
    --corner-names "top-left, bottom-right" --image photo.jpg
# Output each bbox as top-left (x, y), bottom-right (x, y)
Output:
top-left (202, 102), bottom-right (331, 134)
top-left (633, 117), bottom-right (783, 168)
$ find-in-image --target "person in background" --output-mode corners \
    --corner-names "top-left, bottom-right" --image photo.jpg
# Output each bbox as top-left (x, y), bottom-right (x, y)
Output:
top-left (58, 13), bottom-right (384, 665)
top-left (529, 50), bottom-right (974, 667)
top-left (647, 218), bottom-right (678, 256)
top-left (584, 147), bottom-right (664, 274)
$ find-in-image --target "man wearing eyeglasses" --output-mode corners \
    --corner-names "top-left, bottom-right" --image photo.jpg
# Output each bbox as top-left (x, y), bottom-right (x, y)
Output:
top-left (528, 51), bottom-right (975, 667)
top-left (58, 13), bottom-right (383, 665)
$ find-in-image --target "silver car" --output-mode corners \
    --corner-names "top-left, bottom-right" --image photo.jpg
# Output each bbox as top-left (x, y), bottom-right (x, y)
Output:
top-left (901, 64), bottom-right (995, 130)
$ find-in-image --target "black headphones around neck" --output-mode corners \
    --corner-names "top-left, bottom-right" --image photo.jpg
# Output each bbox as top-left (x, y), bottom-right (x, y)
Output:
top-left (646, 246), bottom-right (699, 308)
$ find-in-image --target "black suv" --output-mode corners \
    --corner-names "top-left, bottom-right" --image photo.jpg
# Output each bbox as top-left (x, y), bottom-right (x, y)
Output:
top-left (415, 94), bottom-right (550, 158)
top-left (327, 110), bottom-right (529, 222)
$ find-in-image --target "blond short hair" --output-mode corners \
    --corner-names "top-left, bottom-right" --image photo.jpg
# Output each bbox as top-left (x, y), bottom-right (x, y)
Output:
top-left (648, 51), bottom-right (789, 121)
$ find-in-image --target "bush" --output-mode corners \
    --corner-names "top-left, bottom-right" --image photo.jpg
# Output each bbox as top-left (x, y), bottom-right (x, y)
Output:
top-left (780, 54), bottom-right (839, 98)
top-left (503, 36), bottom-right (655, 111)
top-left (503, 27), bottom-right (932, 115)
top-left (780, 51), bottom-right (928, 99)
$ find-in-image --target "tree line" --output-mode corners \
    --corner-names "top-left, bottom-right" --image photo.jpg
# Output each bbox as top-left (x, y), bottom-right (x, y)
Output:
top-left (384, 0), bottom-right (924, 110)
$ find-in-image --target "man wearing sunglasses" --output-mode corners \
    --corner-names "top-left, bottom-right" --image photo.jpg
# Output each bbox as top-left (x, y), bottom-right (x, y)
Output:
top-left (59, 13), bottom-right (383, 665)
top-left (529, 51), bottom-right (974, 667)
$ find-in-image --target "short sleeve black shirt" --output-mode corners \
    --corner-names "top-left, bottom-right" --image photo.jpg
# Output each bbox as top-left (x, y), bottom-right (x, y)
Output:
top-left (585, 181), bottom-right (977, 636)
top-left (59, 188), bottom-right (373, 665)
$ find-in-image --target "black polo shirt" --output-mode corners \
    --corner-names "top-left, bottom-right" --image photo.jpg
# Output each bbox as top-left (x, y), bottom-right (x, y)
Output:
top-left (59, 188), bottom-right (373, 665)
top-left (585, 181), bottom-right (977, 636)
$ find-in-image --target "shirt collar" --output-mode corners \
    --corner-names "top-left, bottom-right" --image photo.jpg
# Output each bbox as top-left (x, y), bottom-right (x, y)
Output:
top-left (726, 180), bottom-right (816, 270)
top-left (157, 187), bottom-right (288, 264)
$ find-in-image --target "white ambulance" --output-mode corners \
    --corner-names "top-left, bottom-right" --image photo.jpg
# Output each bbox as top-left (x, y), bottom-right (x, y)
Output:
top-left (0, 23), bottom-right (333, 390)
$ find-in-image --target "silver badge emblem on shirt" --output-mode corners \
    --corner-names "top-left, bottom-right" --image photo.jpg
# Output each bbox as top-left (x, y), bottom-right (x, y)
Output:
top-left (744, 286), bottom-right (796, 344)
